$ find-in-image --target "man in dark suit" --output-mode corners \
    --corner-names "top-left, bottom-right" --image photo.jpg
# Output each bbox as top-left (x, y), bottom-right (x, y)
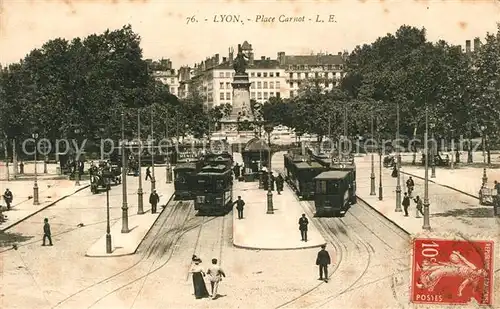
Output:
top-left (233, 196), bottom-right (245, 219)
top-left (149, 189), bottom-right (160, 214)
top-left (42, 218), bottom-right (53, 246)
top-left (298, 214), bottom-right (309, 241)
top-left (316, 244), bottom-right (331, 282)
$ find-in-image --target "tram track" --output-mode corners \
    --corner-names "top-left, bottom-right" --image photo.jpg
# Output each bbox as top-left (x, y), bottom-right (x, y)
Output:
top-left (273, 169), bottom-right (410, 308)
top-left (50, 198), bottom-right (214, 309)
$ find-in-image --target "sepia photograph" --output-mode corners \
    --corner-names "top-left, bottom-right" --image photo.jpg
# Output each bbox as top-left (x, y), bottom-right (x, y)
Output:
top-left (0, 1), bottom-right (499, 308)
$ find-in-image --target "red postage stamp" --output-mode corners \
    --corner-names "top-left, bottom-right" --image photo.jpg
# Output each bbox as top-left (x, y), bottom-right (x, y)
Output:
top-left (411, 238), bottom-right (494, 305)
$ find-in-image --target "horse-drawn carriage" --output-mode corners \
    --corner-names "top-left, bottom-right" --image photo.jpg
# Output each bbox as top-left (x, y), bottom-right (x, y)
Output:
top-left (89, 161), bottom-right (121, 194)
top-left (127, 155), bottom-right (140, 176)
top-left (421, 152), bottom-right (450, 166)
top-left (383, 154), bottom-right (396, 167)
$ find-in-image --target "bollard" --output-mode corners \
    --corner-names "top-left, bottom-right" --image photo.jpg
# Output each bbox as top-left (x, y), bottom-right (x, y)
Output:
top-left (19, 162), bottom-right (24, 174)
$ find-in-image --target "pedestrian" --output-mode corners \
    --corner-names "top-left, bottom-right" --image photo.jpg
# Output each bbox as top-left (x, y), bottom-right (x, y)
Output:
top-left (145, 166), bottom-right (151, 181)
top-left (391, 165), bottom-right (398, 178)
top-left (233, 196), bottom-right (245, 219)
top-left (406, 177), bottom-right (415, 197)
top-left (3, 188), bottom-right (13, 210)
top-left (190, 257), bottom-right (209, 299)
top-left (149, 189), bottom-right (160, 214)
top-left (298, 213), bottom-right (309, 241)
top-left (269, 172), bottom-right (275, 191)
top-left (207, 258), bottom-right (226, 300)
top-left (414, 195), bottom-right (424, 218)
top-left (316, 244), bottom-right (331, 282)
top-left (276, 173), bottom-right (284, 195)
top-left (42, 218), bottom-right (53, 246)
top-left (233, 163), bottom-right (240, 179)
top-left (402, 192), bottom-right (410, 217)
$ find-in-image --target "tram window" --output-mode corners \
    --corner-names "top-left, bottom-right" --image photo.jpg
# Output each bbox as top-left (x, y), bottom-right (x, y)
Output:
top-left (216, 180), bottom-right (224, 190)
top-left (316, 181), bottom-right (327, 194)
top-left (327, 181), bottom-right (340, 194)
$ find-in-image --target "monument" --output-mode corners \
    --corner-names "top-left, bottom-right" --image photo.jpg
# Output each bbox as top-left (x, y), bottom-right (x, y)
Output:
top-left (221, 44), bottom-right (255, 132)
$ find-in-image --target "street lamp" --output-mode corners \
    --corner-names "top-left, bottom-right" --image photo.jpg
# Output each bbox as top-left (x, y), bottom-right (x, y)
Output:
top-left (395, 102), bottom-right (402, 212)
top-left (264, 123), bottom-right (274, 214)
top-left (165, 110), bottom-right (173, 184)
top-left (481, 125), bottom-right (488, 186)
top-left (121, 111), bottom-right (129, 233)
top-left (105, 178), bottom-right (112, 253)
top-left (430, 124), bottom-right (436, 178)
top-left (422, 105), bottom-right (431, 231)
top-left (74, 128), bottom-right (81, 186)
top-left (377, 121), bottom-right (383, 201)
top-left (32, 132), bottom-right (39, 205)
top-left (137, 110), bottom-right (144, 215)
top-left (370, 110), bottom-right (376, 196)
top-left (150, 106), bottom-right (156, 192)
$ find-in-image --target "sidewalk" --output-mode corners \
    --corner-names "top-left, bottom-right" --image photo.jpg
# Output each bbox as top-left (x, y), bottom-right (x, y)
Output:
top-left (85, 183), bottom-right (174, 257)
top-left (0, 179), bottom-right (90, 231)
top-left (354, 156), bottom-right (498, 238)
top-left (232, 180), bottom-right (325, 250)
top-left (399, 165), bottom-right (500, 199)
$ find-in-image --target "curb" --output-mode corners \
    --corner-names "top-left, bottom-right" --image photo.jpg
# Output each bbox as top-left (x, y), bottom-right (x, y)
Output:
top-left (1, 184), bottom-right (90, 232)
top-left (233, 242), bottom-right (325, 251)
top-left (85, 191), bottom-right (175, 258)
top-left (400, 171), bottom-right (479, 200)
top-left (356, 196), bottom-right (411, 236)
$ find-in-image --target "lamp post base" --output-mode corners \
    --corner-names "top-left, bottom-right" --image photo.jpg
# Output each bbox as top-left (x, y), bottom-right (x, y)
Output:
top-left (266, 191), bottom-right (274, 214)
top-left (106, 234), bottom-right (112, 253)
top-left (33, 183), bottom-right (39, 205)
top-left (370, 175), bottom-right (376, 195)
top-left (121, 205), bottom-right (129, 233)
top-left (137, 189), bottom-right (144, 215)
top-left (395, 187), bottom-right (402, 212)
top-left (482, 168), bottom-right (488, 186)
top-left (151, 178), bottom-right (156, 191)
top-left (431, 167), bottom-right (436, 178)
top-left (378, 186), bottom-right (383, 201)
top-left (422, 203), bottom-right (431, 230)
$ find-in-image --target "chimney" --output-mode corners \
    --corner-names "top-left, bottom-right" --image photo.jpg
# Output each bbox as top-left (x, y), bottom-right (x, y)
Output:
top-left (278, 52), bottom-right (285, 65)
top-left (465, 40), bottom-right (471, 54)
top-left (261, 56), bottom-right (265, 60)
top-left (266, 57), bottom-right (270, 60)
top-left (229, 47), bottom-right (234, 64)
top-left (457, 45), bottom-right (462, 53)
top-left (215, 53), bottom-right (220, 65)
top-left (338, 52), bottom-right (342, 56)
top-left (474, 38), bottom-right (481, 51)
top-left (222, 57), bottom-right (227, 62)
top-left (249, 53), bottom-right (254, 65)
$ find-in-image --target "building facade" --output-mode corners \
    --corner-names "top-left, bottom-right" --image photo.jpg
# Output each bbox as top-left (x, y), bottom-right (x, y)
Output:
top-left (154, 41), bottom-right (348, 110)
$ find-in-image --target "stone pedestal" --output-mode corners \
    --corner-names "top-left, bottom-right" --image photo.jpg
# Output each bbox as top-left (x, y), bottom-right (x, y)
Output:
top-left (230, 73), bottom-right (254, 122)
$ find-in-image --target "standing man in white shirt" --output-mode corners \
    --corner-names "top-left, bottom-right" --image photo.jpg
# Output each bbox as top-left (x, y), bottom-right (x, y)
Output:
top-left (207, 258), bottom-right (226, 300)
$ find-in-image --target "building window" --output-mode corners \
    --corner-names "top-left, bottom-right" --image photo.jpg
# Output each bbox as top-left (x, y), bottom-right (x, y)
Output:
top-left (263, 82), bottom-right (268, 89)
top-left (226, 82), bottom-right (231, 88)
top-left (257, 72), bottom-right (261, 77)
top-left (315, 72), bottom-right (319, 79)
top-left (170, 87), bottom-right (175, 93)
top-left (270, 92), bottom-right (274, 97)
top-left (305, 73), bottom-right (309, 79)
top-left (276, 81), bottom-right (280, 89)
top-left (226, 92), bottom-right (231, 100)
top-left (219, 72), bottom-right (224, 78)
top-left (220, 92), bottom-right (224, 100)
top-left (264, 92), bottom-right (268, 99)
top-left (257, 82), bottom-right (262, 89)
top-left (289, 82), bottom-right (293, 88)
top-left (220, 82), bottom-right (224, 89)
top-left (270, 81), bottom-right (274, 89)
top-left (225, 72), bottom-right (230, 77)
top-left (251, 92), bottom-right (256, 99)
top-left (251, 82), bottom-right (255, 89)
top-left (290, 91), bottom-right (294, 98)
top-left (257, 92), bottom-right (262, 99)
top-left (170, 78), bottom-right (175, 84)
top-left (270, 72), bottom-right (274, 77)
top-left (276, 92), bottom-right (281, 99)
top-left (289, 73), bottom-right (293, 79)
top-left (276, 72), bottom-right (280, 77)
top-left (251, 72), bottom-right (255, 77)
top-left (263, 72), bottom-right (267, 78)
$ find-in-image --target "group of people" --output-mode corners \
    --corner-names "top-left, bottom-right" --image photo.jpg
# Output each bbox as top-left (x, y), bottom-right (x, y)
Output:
top-left (190, 255), bottom-right (226, 300)
top-left (0, 188), bottom-right (13, 222)
top-left (400, 176), bottom-right (426, 217)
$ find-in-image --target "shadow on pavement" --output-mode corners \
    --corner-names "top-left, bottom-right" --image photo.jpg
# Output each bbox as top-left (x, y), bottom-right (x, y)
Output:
top-left (0, 232), bottom-right (34, 247)
top-left (431, 207), bottom-right (494, 218)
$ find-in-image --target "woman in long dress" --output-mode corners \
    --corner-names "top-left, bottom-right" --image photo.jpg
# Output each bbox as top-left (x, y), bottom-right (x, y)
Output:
top-left (190, 257), bottom-right (209, 299)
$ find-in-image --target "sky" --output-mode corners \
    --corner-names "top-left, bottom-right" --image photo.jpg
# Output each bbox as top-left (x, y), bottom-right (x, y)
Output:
top-left (1, 0), bottom-right (499, 68)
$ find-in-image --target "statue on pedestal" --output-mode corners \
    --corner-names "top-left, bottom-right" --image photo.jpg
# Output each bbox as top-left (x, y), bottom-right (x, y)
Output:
top-left (233, 44), bottom-right (249, 75)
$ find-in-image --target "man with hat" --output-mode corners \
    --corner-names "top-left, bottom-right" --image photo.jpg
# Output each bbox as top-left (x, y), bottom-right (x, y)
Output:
top-left (149, 189), bottom-right (160, 214)
top-left (3, 188), bottom-right (13, 210)
top-left (316, 244), bottom-right (331, 282)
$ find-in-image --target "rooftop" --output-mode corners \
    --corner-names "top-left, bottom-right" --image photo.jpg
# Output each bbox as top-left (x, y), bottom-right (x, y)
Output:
top-left (314, 170), bottom-right (350, 180)
top-left (284, 54), bottom-right (344, 66)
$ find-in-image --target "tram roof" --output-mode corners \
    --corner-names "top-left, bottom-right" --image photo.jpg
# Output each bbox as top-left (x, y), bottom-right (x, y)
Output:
top-left (314, 170), bottom-right (350, 180)
top-left (199, 164), bottom-right (228, 173)
top-left (295, 161), bottom-right (324, 169)
top-left (174, 162), bottom-right (198, 170)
